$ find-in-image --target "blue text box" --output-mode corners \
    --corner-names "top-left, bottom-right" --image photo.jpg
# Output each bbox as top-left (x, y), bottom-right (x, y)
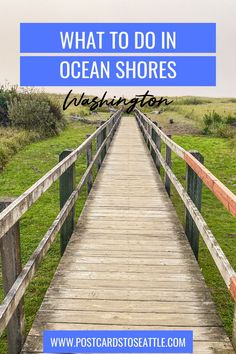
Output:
top-left (20, 56), bottom-right (216, 87)
top-left (43, 330), bottom-right (193, 353)
top-left (20, 23), bottom-right (216, 53)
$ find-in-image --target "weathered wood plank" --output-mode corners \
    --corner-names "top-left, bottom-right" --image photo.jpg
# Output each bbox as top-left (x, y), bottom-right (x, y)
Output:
top-left (34, 310), bottom-right (222, 326)
top-left (53, 270), bottom-right (204, 282)
top-left (45, 287), bottom-right (212, 302)
top-left (50, 278), bottom-right (208, 291)
top-left (56, 263), bottom-right (201, 274)
top-left (41, 298), bottom-right (216, 313)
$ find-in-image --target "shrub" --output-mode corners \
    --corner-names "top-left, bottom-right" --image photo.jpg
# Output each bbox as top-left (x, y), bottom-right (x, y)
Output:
top-left (0, 85), bottom-right (18, 126)
top-left (225, 114), bottom-right (236, 126)
top-left (202, 111), bottom-right (236, 138)
top-left (216, 125), bottom-right (235, 138)
top-left (8, 92), bottom-right (66, 137)
top-left (69, 107), bottom-right (91, 117)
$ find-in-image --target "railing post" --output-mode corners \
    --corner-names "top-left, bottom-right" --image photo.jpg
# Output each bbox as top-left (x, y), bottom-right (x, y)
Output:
top-left (101, 121), bottom-right (107, 162)
top-left (151, 122), bottom-right (157, 165)
top-left (154, 123), bottom-right (161, 173)
top-left (0, 198), bottom-right (25, 354)
top-left (185, 150), bottom-right (204, 260)
top-left (111, 115), bottom-right (115, 139)
top-left (106, 120), bottom-right (112, 150)
top-left (96, 124), bottom-right (102, 171)
top-left (147, 122), bottom-right (151, 150)
top-left (147, 122), bottom-right (150, 148)
top-left (165, 135), bottom-right (172, 197)
top-left (86, 134), bottom-right (93, 194)
top-left (59, 149), bottom-right (75, 256)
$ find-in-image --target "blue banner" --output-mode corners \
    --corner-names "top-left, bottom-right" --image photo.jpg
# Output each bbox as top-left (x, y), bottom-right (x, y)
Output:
top-left (20, 56), bottom-right (216, 86)
top-left (20, 23), bottom-right (216, 53)
top-left (43, 330), bottom-right (193, 353)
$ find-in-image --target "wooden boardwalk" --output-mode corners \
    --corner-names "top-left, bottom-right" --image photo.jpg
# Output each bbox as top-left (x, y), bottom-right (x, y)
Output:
top-left (22, 116), bottom-right (234, 353)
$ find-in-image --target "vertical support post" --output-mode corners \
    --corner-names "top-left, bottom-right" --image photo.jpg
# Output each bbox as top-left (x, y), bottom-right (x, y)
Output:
top-left (59, 149), bottom-right (75, 256)
top-left (106, 120), bottom-right (111, 149)
top-left (233, 305), bottom-right (236, 350)
top-left (141, 116), bottom-right (144, 137)
top-left (0, 198), bottom-right (25, 354)
top-left (147, 122), bottom-right (151, 150)
top-left (101, 121), bottom-right (107, 162)
top-left (155, 124), bottom-right (162, 174)
top-left (144, 120), bottom-right (147, 143)
top-left (185, 150), bottom-right (204, 260)
top-left (151, 122), bottom-right (157, 164)
top-left (110, 116), bottom-right (115, 140)
top-left (96, 124), bottom-right (102, 171)
top-left (165, 135), bottom-right (172, 197)
top-left (86, 134), bottom-right (93, 194)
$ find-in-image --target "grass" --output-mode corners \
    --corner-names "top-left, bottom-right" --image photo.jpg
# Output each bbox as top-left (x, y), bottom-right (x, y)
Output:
top-left (0, 127), bottom-right (39, 171)
top-left (167, 99), bottom-right (236, 126)
top-left (143, 96), bottom-right (236, 138)
top-left (160, 135), bottom-right (236, 337)
top-left (0, 121), bottom-right (96, 353)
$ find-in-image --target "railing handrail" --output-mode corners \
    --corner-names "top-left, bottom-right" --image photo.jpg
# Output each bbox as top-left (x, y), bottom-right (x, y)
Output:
top-left (0, 109), bottom-right (123, 241)
top-left (134, 108), bottom-right (236, 304)
top-left (135, 108), bottom-right (236, 218)
top-left (0, 109), bottom-right (122, 342)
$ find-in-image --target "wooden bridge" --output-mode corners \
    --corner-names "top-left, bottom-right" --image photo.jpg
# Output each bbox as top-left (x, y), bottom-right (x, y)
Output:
top-left (0, 110), bottom-right (236, 353)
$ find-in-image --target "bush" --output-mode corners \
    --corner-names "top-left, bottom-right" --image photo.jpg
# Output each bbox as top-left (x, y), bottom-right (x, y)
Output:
top-left (69, 107), bottom-right (91, 117)
top-left (0, 85), bottom-right (18, 126)
top-left (216, 125), bottom-right (235, 138)
top-left (202, 111), bottom-right (236, 138)
top-left (225, 114), bottom-right (236, 126)
top-left (8, 92), bottom-right (66, 137)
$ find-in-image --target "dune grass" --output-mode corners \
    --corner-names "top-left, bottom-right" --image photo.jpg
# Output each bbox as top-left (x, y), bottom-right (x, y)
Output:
top-left (0, 127), bottom-right (39, 171)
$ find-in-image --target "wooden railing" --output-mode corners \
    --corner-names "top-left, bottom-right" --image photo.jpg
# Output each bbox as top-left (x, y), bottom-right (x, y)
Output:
top-left (134, 108), bottom-right (236, 349)
top-left (0, 109), bottom-right (122, 354)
